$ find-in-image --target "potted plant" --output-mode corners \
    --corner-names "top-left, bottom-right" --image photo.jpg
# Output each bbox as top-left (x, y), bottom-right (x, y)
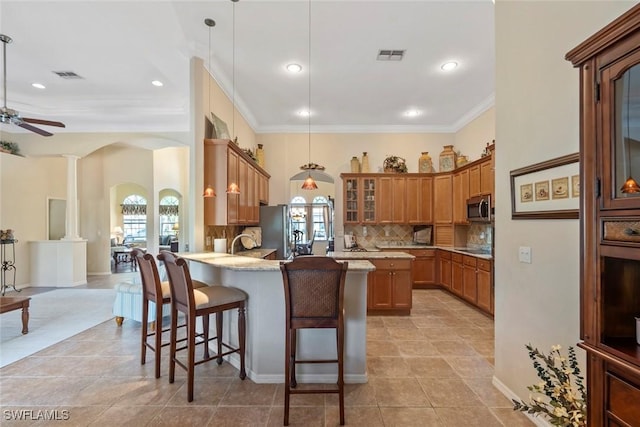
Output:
top-left (0, 140), bottom-right (21, 156)
top-left (512, 344), bottom-right (586, 426)
top-left (383, 155), bottom-right (407, 173)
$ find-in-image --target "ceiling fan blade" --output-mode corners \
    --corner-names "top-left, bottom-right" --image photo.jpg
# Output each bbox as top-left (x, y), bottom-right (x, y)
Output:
top-left (21, 117), bottom-right (66, 128)
top-left (17, 121), bottom-right (54, 137)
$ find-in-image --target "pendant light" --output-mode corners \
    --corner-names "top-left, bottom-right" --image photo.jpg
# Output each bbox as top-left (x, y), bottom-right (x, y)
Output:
top-left (620, 68), bottom-right (640, 194)
top-left (203, 18), bottom-right (217, 198)
top-left (301, 0), bottom-right (318, 191)
top-left (227, 0), bottom-right (241, 195)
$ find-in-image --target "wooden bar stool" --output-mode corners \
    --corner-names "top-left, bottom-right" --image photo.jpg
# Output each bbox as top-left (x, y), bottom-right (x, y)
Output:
top-left (280, 256), bottom-right (348, 426)
top-left (158, 250), bottom-right (247, 402)
top-left (132, 248), bottom-right (208, 378)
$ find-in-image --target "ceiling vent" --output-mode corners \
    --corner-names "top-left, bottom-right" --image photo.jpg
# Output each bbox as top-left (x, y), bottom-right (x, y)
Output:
top-left (377, 49), bottom-right (405, 61)
top-left (53, 71), bottom-right (84, 79)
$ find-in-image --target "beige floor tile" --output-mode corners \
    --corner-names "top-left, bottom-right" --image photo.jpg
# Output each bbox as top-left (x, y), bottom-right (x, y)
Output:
top-left (366, 326), bottom-right (390, 340)
top-left (379, 407), bottom-right (443, 427)
top-left (463, 378), bottom-right (513, 408)
top-left (207, 406), bottom-right (272, 427)
top-left (272, 383), bottom-right (327, 407)
top-left (220, 380), bottom-right (278, 406)
top-left (366, 356), bottom-right (412, 377)
top-left (370, 378), bottom-right (430, 407)
top-left (325, 405), bottom-right (384, 427)
top-left (435, 407), bottom-right (504, 427)
top-left (267, 406), bottom-right (324, 427)
top-left (405, 357), bottom-right (458, 378)
top-left (48, 405), bottom-right (110, 426)
top-left (419, 327), bottom-right (462, 341)
top-left (367, 339), bottom-right (401, 357)
top-left (490, 407), bottom-right (538, 426)
top-left (446, 356), bottom-right (494, 378)
top-left (325, 382), bottom-right (378, 407)
top-left (432, 340), bottom-right (480, 357)
top-left (419, 378), bottom-right (484, 407)
top-left (386, 327), bottom-right (426, 341)
top-left (167, 378), bottom-right (231, 406)
top-left (396, 340), bottom-right (440, 357)
top-left (148, 405), bottom-right (216, 426)
top-left (382, 317), bottom-right (417, 329)
top-left (88, 405), bottom-right (162, 427)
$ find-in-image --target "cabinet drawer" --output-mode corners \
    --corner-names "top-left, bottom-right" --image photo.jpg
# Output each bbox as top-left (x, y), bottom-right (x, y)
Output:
top-left (438, 250), bottom-right (451, 260)
top-left (407, 249), bottom-right (436, 257)
top-left (463, 256), bottom-right (477, 267)
top-left (477, 259), bottom-right (492, 272)
top-left (451, 253), bottom-right (463, 263)
top-left (372, 259), bottom-right (412, 270)
top-left (607, 372), bottom-right (640, 425)
top-left (603, 220), bottom-right (640, 244)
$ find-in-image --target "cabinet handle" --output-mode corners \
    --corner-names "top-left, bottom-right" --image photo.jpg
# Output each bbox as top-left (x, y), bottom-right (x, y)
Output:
top-left (623, 228), bottom-right (639, 236)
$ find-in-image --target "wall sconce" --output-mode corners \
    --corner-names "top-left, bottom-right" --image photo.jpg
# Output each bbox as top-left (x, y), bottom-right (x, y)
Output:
top-left (203, 185), bottom-right (216, 198)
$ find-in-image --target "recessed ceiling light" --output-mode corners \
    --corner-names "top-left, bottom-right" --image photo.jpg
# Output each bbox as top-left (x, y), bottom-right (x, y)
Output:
top-left (151, 80), bottom-right (164, 87)
top-left (404, 109), bottom-right (421, 118)
top-left (31, 83), bottom-right (46, 89)
top-left (286, 63), bottom-right (302, 73)
top-left (298, 109), bottom-right (311, 117)
top-left (441, 61), bottom-right (458, 71)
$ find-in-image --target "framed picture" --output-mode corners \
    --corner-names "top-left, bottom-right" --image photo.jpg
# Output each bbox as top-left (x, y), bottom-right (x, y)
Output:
top-left (510, 153), bottom-right (579, 219)
top-left (211, 113), bottom-right (230, 140)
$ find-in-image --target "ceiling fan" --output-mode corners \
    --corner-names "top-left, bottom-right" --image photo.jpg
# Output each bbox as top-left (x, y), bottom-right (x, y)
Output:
top-left (0, 34), bottom-right (65, 137)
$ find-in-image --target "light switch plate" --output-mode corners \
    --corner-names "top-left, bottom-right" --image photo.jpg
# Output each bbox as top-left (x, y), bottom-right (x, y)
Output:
top-left (519, 246), bottom-right (532, 263)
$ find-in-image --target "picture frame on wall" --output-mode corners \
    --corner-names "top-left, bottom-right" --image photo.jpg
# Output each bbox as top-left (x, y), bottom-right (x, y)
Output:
top-left (510, 153), bottom-right (580, 219)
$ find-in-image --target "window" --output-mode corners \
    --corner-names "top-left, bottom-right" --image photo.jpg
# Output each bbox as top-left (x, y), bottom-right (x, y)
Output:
top-left (290, 196), bottom-right (307, 241)
top-left (159, 195), bottom-right (179, 237)
top-left (312, 196), bottom-right (329, 240)
top-left (121, 194), bottom-right (147, 243)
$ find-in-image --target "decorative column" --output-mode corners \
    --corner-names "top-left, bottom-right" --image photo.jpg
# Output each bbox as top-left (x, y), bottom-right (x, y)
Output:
top-left (62, 154), bottom-right (81, 240)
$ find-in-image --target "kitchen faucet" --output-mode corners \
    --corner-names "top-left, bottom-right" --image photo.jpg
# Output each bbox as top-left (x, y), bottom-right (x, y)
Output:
top-left (230, 234), bottom-right (257, 255)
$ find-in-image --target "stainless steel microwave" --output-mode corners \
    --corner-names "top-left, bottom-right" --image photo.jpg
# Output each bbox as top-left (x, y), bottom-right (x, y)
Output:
top-left (467, 195), bottom-right (492, 222)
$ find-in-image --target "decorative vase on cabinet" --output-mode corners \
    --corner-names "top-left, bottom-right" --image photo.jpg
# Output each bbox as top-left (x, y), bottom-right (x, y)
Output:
top-left (361, 152), bottom-right (370, 173)
top-left (439, 145), bottom-right (456, 172)
top-left (418, 152), bottom-right (434, 173)
top-left (256, 144), bottom-right (265, 168)
top-left (350, 156), bottom-right (360, 173)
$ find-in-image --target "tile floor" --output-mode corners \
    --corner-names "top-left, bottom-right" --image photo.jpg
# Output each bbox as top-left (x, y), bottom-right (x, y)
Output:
top-left (0, 275), bottom-right (533, 426)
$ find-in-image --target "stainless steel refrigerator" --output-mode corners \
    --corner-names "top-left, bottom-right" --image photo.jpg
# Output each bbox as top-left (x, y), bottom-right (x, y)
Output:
top-left (259, 205), bottom-right (291, 260)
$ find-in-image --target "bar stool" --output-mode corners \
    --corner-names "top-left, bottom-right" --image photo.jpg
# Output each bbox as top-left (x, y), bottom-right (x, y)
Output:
top-left (280, 256), bottom-right (348, 426)
top-left (132, 248), bottom-right (208, 378)
top-left (158, 250), bottom-right (247, 402)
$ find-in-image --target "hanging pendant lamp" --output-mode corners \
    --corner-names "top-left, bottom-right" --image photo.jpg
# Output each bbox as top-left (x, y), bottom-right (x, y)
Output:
top-left (203, 18), bottom-right (217, 198)
top-left (227, 0), bottom-right (242, 195)
top-left (621, 68), bottom-right (640, 194)
top-left (301, 0), bottom-right (317, 190)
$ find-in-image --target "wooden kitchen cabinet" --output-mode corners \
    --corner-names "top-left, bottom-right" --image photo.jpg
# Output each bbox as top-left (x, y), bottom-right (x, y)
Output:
top-left (462, 255), bottom-right (477, 303)
top-left (406, 176), bottom-right (433, 224)
top-left (204, 139), bottom-right (270, 226)
top-left (437, 250), bottom-right (452, 290)
top-left (476, 259), bottom-right (493, 314)
top-left (468, 164), bottom-right (481, 197)
top-left (480, 158), bottom-right (493, 199)
top-left (433, 174), bottom-right (453, 223)
top-left (378, 176), bottom-right (406, 223)
top-left (452, 169), bottom-right (469, 224)
top-left (451, 252), bottom-right (463, 297)
top-left (342, 175), bottom-right (377, 224)
top-left (566, 7), bottom-right (640, 424)
top-left (368, 258), bottom-right (413, 314)
top-left (410, 249), bottom-right (436, 288)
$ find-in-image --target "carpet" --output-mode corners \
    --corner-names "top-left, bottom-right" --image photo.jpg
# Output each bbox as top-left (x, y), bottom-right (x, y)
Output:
top-left (0, 288), bottom-right (116, 367)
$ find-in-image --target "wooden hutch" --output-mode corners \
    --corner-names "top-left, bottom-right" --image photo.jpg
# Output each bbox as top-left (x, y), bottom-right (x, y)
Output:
top-left (566, 5), bottom-right (640, 426)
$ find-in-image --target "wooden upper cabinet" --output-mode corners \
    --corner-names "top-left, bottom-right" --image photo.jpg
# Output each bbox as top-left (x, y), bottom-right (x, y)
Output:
top-left (453, 169), bottom-right (469, 224)
top-left (433, 174), bottom-right (453, 224)
top-left (480, 158), bottom-right (493, 197)
top-left (378, 176), bottom-right (406, 223)
top-left (468, 164), bottom-right (481, 197)
top-left (406, 176), bottom-right (433, 224)
top-left (342, 175), bottom-right (377, 224)
top-left (203, 139), bottom-right (270, 226)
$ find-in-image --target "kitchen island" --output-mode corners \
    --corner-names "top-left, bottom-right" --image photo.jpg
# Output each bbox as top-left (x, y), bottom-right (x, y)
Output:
top-left (180, 252), bottom-right (375, 384)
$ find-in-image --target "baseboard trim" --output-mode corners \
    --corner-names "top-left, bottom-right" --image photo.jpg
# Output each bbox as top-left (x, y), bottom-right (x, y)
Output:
top-left (492, 376), bottom-right (552, 427)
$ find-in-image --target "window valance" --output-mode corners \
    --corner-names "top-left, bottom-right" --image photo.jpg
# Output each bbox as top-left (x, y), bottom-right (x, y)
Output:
top-left (159, 205), bottom-right (179, 216)
top-left (121, 204), bottom-right (146, 215)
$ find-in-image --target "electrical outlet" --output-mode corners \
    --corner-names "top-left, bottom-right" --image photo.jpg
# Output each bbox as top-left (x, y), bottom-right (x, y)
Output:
top-left (519, 246), bottom-right (532, 263)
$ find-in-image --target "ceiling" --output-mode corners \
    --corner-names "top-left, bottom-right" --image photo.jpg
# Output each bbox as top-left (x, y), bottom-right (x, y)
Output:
top-left (0, 0), bottom-right (495, 136)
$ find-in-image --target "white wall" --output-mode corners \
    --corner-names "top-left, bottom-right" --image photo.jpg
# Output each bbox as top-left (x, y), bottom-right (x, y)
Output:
top-left (493, 0), bottom-right (635, 402)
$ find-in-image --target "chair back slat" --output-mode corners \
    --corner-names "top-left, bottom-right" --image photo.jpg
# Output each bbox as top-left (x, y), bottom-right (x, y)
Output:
top-left (158, 251), bottom-right (194, 312)
top-left (132, 249), bottom-right (161, 301)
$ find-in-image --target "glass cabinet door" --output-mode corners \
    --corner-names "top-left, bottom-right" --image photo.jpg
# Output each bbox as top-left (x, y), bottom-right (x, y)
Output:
top-left (344, 178), bottom-right (359, 223)
top-left (362, 178), bottom-right (376, 223)
top-left (602, 54), bottom-right (640, 209)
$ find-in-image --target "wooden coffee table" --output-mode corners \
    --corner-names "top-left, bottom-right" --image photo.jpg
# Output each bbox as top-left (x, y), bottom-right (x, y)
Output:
top-left (0, 296), bottom-right (31, 334)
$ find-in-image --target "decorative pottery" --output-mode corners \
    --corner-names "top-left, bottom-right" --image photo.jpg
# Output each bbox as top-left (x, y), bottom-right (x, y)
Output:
top-left (350, 156), bottom-right (361, 173)
top-left (418, 152), bottom-right (433, 173)
top-left (256, 144), bottom-right (265, 168)
top-left (361, 152), bottom-right (370, 173)
top-left (439, 145), bottom-right (456, 172)
top-left (456, 155), bottom-right (468, 168)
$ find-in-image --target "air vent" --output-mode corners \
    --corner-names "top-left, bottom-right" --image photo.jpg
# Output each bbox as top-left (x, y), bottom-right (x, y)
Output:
top-left (377, 49), bottom-right (405, 61)
top-left (53, 71), bottom-right (84, 79)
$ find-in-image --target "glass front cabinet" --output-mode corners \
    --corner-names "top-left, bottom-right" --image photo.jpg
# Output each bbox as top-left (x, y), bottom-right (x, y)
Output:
top-left (342, 175), bottom-right (377, 224)
top-left (566, 5), bottom-right (640, 426)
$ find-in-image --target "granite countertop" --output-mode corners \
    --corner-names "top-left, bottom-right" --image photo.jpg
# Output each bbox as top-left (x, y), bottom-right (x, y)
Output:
top-left (374, 243), bottom-right (437, 250)
top-left (329, 251), bottom-right (415, 260)
top-left (233, 248), bottom-right (277, 259)
top-left (179, 252), bottom-right (376, 272)
top-left (373, 242), bottom-right (493, 260)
